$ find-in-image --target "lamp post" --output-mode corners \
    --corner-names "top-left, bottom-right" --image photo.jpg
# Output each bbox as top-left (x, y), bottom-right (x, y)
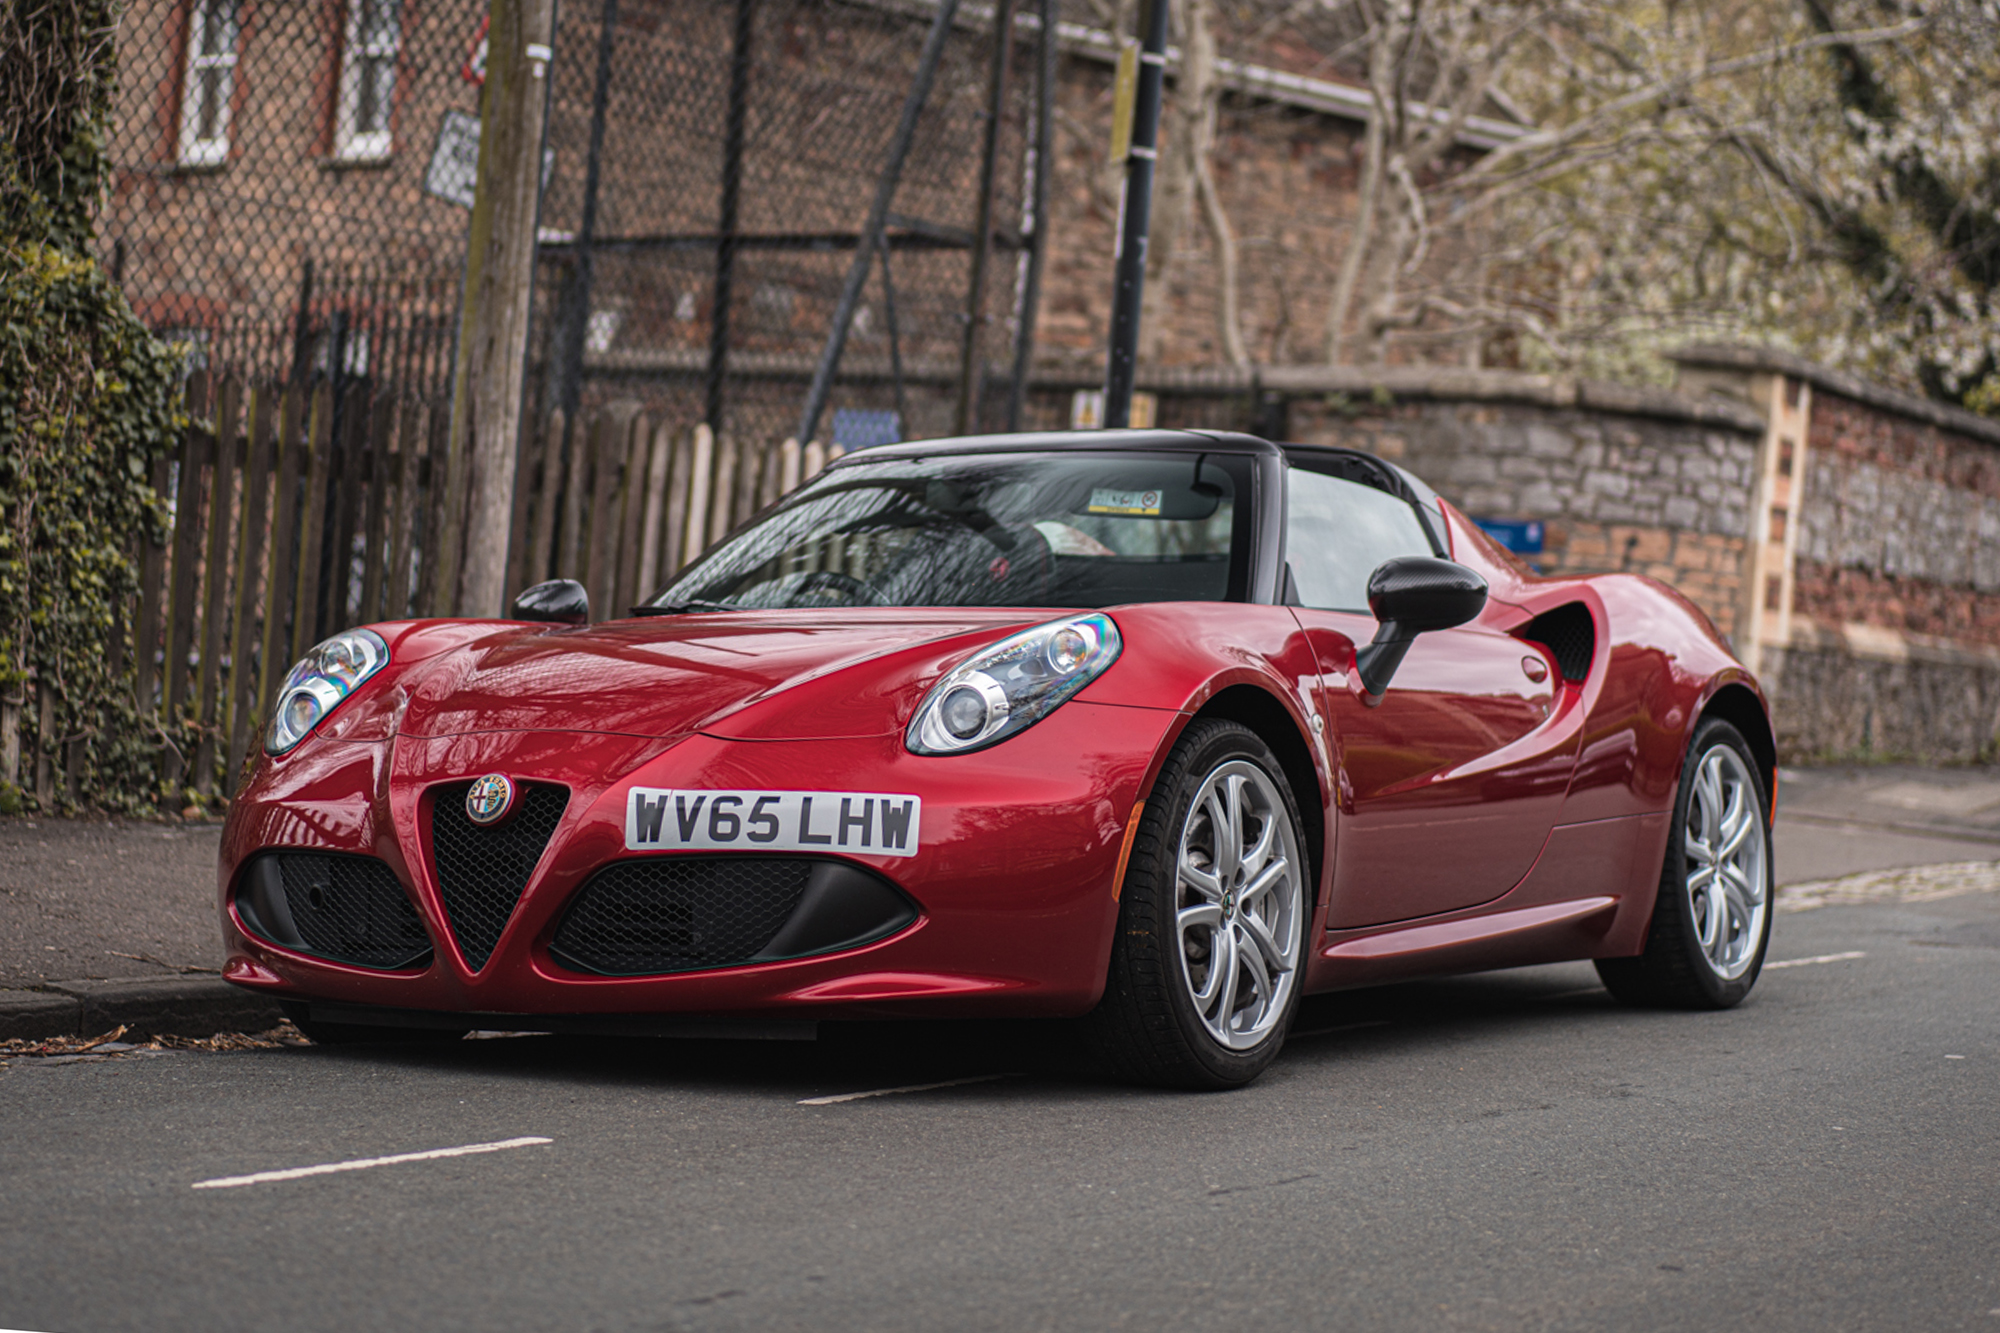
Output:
top-left (1101, 0), bottom-right (1168, 430)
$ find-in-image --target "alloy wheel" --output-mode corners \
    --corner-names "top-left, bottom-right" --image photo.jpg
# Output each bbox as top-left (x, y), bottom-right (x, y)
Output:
top-left (1682, 744), bottom-right (1769, 981)
top-left (1174, 759), bottom-right (1304, 1050)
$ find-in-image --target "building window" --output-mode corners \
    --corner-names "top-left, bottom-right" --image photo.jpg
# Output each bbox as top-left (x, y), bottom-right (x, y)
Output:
top-left (177, 0), bottom-right (239, 167)
top-left (335, 0), bottom-right (402, 161)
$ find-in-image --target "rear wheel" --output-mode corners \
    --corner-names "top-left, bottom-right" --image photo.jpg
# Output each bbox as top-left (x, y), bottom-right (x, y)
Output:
top-left (1596, 718), bottom-right (1772, 1008)
top-left (1083, 720), bottom-right (1308, 1089)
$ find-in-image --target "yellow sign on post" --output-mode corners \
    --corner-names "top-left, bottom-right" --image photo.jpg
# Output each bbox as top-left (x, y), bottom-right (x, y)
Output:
top-left (1109, 38), bottom-right (1140, 165)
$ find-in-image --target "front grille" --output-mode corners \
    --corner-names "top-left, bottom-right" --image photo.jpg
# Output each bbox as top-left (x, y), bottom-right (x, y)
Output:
top-left (551, 858), bottom-right (814, 975)
top-left (245, 853), bottom-right (432, 970)
top-left (429, 780), bottom-right (569, 971)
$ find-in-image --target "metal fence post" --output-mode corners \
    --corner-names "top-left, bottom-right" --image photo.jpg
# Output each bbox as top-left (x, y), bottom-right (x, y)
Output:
top-left (953, 0), bottom-right (1018, 436)
top-left (705, 0), bottom-right (755, 435)
top-left (1103, 0), bottom-right (1169, 429)
top-left (796, 0), bottom-right (965, 447)
top-left (549, 0), bottom-right (620, 434)
top-left (1007, 0), bottom-right (1058, 432)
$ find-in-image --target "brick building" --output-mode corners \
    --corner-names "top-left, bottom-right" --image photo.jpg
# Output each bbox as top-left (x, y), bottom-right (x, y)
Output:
top-left (97, 0), bottom-right (1520, 437)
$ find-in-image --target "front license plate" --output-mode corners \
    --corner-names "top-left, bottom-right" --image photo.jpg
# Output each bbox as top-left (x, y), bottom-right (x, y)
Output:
top-left (625, 787), bottom-right (922, 857)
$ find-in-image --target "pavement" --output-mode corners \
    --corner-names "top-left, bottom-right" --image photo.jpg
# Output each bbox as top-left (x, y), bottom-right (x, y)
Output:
top-left (0, 763), bottom-right (1995, 1042)
top-left (1772, 763), bottom-right (2000, 882)
top-left (3, 878), bottom-right (1996, 1331)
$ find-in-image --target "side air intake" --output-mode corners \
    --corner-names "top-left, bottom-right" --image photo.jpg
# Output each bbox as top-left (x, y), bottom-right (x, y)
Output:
top-left (1518, 602), bottom-right (1596, 683)
top-left (235, 853), bottom-right (433, 970)
top-left (551, 857), bottom-right (918, 976)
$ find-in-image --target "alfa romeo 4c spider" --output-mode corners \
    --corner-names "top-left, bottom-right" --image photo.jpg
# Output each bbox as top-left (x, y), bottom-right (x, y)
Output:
top-left (220, 429), bottom-right (1776, 1088)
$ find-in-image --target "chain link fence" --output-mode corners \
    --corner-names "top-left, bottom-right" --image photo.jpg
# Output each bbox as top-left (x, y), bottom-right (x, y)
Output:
top-left (100, 0), bottom-right (484, 403)
top-left (99, 0), bottom-right (1054, 446)
top-left (530, 0), bottom-right (1045, 451)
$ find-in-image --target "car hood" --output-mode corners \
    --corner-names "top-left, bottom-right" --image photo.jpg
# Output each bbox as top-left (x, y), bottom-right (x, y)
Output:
top-left (392, 608), bottom-right (1043, 741)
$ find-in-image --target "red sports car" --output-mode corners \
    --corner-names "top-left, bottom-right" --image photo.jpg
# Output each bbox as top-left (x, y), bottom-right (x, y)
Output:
top-left (220, 429), bottom-right (1776, 1088)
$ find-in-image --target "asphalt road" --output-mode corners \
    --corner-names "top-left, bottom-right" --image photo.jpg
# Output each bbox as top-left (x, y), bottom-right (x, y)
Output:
top-left (4, 882), bottom-right (1996, 1332)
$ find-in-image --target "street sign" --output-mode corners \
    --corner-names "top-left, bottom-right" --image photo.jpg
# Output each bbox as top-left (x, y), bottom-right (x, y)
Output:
top-left (1473, 518), bottom-right (1545, 553)
top-left (424, 110), bottom-right (556, 210)
top-left (424, 110), bottom-right (482, 208)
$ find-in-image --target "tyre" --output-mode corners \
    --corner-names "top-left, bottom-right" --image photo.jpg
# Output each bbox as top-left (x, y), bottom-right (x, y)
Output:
top-left (280, 1001), bottom-right (469, 1045)
top-left (1084, 719), bottom-right (1309, 1089)
top-left (1596, 718), bottom-right (1773, 1008)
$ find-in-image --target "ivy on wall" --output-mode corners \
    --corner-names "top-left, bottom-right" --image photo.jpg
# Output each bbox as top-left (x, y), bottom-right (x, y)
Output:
top-left (2, 0), bottom-right (189, 812)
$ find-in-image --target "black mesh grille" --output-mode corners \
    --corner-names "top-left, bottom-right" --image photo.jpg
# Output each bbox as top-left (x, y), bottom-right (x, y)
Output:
top-left (429, 781), bottom-right (570, 971)
top-left (1521, 602), bottom-right (1596, 682)
top-left (265, 853), bottom-right (431, 970)
top-left (551, 858), bottom-right (815, 976)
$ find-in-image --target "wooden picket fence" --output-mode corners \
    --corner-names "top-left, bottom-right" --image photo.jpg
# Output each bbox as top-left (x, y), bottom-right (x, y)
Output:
top-left (508, 403), bottom-right (846, 625)
top-left (123, 374), bottom-right (842, 804)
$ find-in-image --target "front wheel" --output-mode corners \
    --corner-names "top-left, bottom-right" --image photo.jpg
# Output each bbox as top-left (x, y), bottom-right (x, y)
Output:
top-left (1083, 720), bottom-right (1309, 1089)
top-left (1596, 718), bottom-right (1773, 1008)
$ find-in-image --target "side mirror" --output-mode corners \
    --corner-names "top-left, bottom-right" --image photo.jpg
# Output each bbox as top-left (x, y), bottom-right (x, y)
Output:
top-left (1355, 557), bottom-right (1487, 697)
top-left (511, 578), bottom-right (589, 626)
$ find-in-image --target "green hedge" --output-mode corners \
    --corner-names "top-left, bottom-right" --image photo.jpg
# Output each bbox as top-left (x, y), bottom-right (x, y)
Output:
top-left (2, 0), bottom-right (188, 813)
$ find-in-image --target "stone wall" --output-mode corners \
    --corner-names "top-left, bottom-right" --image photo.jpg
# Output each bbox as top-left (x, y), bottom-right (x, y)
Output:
top-left (1673, 346), bottom-right (2000, 762)
top-left (1271, 368), bottom-right (1765, 639)
top-left (1111, 354), bottom-right (2000, 763)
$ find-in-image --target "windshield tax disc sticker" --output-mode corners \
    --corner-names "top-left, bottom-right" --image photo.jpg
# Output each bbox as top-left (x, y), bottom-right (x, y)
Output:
top-left (626, 788), bottom-right (921, 857)
top-left (1086, 487), bottom-right (1162, 516)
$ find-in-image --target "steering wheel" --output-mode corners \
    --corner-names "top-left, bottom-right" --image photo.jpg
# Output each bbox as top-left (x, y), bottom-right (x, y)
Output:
top-left (786, 569), bottom-right (887, 607)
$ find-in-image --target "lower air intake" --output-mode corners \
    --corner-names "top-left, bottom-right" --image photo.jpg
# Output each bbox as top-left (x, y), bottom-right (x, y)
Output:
top-left (236, 853), bottom-right (432, 970)
top-left (551, 857), bottom-right (917, 976)
top-left (429, 781), bottom-right (569, 971)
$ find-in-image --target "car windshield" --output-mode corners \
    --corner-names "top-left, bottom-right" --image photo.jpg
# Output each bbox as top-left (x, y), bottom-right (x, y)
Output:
top-left (647, 451), bottom-right (1248, 610)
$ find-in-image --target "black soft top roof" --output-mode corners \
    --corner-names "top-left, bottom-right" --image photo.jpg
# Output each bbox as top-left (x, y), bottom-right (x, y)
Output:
top-left (830, 429), bottom-right (1440, 515)
top-left (824, 428), bottom-right (1283, 465)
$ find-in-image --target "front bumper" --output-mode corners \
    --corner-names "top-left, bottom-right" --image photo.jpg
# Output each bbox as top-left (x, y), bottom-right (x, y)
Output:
top-left (219, 702), bottom-right (1174, 1021)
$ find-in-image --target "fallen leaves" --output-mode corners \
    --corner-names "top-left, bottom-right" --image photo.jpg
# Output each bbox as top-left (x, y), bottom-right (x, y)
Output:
top-left (0, 1019), bottom-right (309, 1066)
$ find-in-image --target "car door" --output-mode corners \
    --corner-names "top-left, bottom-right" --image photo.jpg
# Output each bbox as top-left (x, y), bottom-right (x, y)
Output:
top-left (1283, 464), bottom-right (1578, 928)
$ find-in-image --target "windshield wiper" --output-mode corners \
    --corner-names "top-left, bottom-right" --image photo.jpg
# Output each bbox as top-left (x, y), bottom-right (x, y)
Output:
top-left (630, 599), bottom-right (748, 616)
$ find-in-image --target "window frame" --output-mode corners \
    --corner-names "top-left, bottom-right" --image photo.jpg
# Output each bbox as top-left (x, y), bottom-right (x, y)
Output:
top-left (176, 0), bottom-right (240, 168)
top-left (1280, 459), bottom-right (1444, 613)
top-left (333, 0), bottom-right (403, 162)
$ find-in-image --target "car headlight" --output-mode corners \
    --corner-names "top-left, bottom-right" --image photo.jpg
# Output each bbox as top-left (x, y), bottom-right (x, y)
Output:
top-left (907, 613), bottom-right (1122, 755)
top-left (264, 628), bottom-right (390, 755)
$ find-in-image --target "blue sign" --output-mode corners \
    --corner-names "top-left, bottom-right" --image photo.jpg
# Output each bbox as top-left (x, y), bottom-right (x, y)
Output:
top-left (1473, 518), bottom-right (1545, 554)
top-left (832, 409), bottom-right (902, 450)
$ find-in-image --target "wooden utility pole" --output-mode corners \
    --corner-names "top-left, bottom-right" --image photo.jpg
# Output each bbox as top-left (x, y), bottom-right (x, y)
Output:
top-left (445, 0), bottom-right (557, 617)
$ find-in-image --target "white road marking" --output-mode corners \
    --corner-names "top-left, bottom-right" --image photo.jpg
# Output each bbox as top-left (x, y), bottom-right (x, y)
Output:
top-left (1946, 1054), bottom-right (1967, 1060)
top-left (1765, 951), bottom-right (1867, 969)
top-left (798, 1074), bottom-right (1014, 1105)
top-left (1291, 1021), bottom-right (1392, 1037)
top-left (192, 1137), bottom-right (552, 1189)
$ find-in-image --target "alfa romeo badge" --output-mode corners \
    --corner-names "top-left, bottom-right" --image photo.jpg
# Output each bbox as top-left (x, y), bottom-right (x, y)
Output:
top-left (465, 773), bottom-right (516, 826)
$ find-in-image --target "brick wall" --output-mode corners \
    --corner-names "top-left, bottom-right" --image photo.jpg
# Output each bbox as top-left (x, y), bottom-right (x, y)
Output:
top-left (1793, 393), bottom-right (2000, 646)
top-left (1038, 68), bottom-right (1374, 370)
top-left (1673, 346), bottom-right (2000, 761)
